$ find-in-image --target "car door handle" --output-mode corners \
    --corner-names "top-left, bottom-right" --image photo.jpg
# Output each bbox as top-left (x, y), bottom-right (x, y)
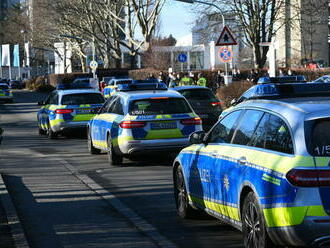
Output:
top-left (238, 156), bottom-right (247, 164)
top-left (211, 152), bottom-right (217, 157)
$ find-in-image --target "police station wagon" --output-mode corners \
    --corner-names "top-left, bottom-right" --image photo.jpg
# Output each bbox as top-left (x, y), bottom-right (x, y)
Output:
top-left (87, 83), bottom-right (202, 165)
top-left (37, 89), bottom-right (104, 138)
top-left (173, 96), bottom-right (330, 247)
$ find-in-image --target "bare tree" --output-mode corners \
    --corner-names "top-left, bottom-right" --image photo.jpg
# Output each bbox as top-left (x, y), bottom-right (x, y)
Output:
top-left (298, 0), bottom-right (328, 63)
top-left (196, 0), bottom-right (289, 68)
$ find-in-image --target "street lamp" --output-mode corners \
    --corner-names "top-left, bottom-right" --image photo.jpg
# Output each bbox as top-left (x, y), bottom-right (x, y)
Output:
top-left (174, 0), bottom-right (231, 84)
top-left (59, 34), bottom-right (96, 78)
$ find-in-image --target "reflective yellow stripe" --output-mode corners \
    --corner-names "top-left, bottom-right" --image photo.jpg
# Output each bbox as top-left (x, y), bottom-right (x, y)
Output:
top-left (264, 205), bottom-right (328, 227)
top-left (264, 206), bottom-right (307, 227)
top-left (145, 129), bottom-right (183, 139)
top-left (93, 140), bottom-right (107, 149)
top-left (72, 114), bottom-right (95, 122)
top-left (183, 145), bottom-right (315, 175)
top-left (189, 195), bottom-right (240, 221)
top-left (50, 119), bottom-right (64, 126)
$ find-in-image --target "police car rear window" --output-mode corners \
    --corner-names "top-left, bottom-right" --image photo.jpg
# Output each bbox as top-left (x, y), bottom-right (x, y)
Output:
top-left (0, 85), bottom-right (9, 90)
top-left (61, 93), bottom-right (104, 105)
top-left (129, 98), bottom-right (191, 115)
top-left (310, 119), bottom-right (330, 156)
top-left (179, 89), bottom-right (218, 102)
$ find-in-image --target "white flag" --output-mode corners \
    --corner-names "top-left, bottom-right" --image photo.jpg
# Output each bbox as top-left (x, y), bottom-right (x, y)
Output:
top-left (1, 44), bottom-right (10, 67)
top-left (24, 42), bottom-right (30, 67)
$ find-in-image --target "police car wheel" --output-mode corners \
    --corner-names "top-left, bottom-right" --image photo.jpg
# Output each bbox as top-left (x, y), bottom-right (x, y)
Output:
top-left (47, 125), bottom-right (58, 139)
top-left (242, 192), bottom-right (274, 248)
top-left (107, 136), bottom-right (122, 165)
top-left (174, 165), bottom-right (200, 219)
top-left (88, 132), bottom-right (100, 154)
top-left (38, 127), bottom-right (46, 135)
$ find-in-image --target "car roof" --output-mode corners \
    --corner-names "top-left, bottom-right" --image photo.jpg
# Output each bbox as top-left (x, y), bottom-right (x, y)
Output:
top-left (56, 89), bottom-right (101, 96)
top-left (116, 90), bottom-right (184, 101)
top-left (171, 86), bottom-right (209, 91)
top-left (235, 97), bottom-right (330, 121)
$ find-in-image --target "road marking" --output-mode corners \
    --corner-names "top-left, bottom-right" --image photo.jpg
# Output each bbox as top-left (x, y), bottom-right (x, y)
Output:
top-left (22, 148), bottom-right (177, 248)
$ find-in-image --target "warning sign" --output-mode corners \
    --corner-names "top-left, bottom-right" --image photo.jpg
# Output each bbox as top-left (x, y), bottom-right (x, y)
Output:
top-left (216, 26), bottom-right (237, 46)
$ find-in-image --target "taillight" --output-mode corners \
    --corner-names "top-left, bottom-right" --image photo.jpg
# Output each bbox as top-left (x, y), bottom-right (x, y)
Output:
top-left (119, 121), bottom-right (146, 129)
top-left (180, 117), bottom-right (202, 125)
top-left (211, 101), bottom-right (222, 107)
top-left (55, 109), bottom-right (73, 114)
top-left (286, 169), bottom-right (330, 187)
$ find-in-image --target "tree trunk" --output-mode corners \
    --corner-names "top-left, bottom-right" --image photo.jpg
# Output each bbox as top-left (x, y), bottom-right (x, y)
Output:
top-left (80, 56), bottom-right (86, 72)
top-left (115, 58), bottom-right (121, 69)
top-left (130, 54), bottom-right (136, 69)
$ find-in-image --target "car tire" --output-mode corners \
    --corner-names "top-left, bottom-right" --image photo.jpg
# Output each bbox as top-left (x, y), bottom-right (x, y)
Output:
top-left (88, 130), bottom-right (100, 154)
top-left (107, 136), bottom-right (122, 166)
top-left (47, 122), bottom-right (58, 139)
top-left (174, 165), bottom-right (201, 219)
top-left (38, 127), bottom-right (46, 135)
top-left (242, 192), bottom-right (275, 248)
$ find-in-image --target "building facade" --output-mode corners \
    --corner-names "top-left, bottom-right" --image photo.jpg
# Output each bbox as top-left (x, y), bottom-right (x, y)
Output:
top-left (275, 0), bottom-right (329, 67)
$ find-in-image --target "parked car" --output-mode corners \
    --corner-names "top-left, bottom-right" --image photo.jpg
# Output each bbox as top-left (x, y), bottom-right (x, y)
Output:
top-left (9, 80), bottom-right (23, 89)
top-left (88, 82), bottom-right (202, 165)
top-left (312, 75), bottom-right (330, 83)
top-left (170, 86), bottom-right (222, 131)
top-left (0, 83), bottom-right (14, 103)
top-left (37, 88), bottom-right (105, 139)
top-left (173, 82), bottom-right (330, 247)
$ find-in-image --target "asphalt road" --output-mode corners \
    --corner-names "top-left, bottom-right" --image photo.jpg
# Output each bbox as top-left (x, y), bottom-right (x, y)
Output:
top-left (0, 90), bottom-right (244, 248)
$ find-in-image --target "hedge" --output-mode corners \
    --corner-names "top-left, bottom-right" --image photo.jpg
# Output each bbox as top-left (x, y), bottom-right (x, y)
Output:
top-left (49, 68), bottom-right (129, 87)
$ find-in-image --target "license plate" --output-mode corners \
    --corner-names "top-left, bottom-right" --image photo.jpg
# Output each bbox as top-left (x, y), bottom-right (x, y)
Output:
top-left (77, 108), bottom-right (91, 114)
top-left (151, 122), bottom-right (177, 130)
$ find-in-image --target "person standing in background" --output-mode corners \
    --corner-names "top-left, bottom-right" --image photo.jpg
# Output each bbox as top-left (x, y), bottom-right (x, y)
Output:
top-left (197, 73), bottom-right (207, 87)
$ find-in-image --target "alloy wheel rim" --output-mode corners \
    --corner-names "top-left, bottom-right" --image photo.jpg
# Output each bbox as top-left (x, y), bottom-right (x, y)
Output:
top-left (176, 170), bottom-right (187, 212)
top-left (244, 202), bottom-right (261, 248)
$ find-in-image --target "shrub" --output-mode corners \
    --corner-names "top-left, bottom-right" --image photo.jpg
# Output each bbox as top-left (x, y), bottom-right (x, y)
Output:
top-left (217, 81), bottom-right (254, 108)
top-left (129, 68), bottom-right (161, 80)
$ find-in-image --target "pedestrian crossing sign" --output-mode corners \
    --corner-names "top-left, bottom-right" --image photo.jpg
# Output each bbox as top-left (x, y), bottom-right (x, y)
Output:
top-left (216, 26), bottom-right (237, 46)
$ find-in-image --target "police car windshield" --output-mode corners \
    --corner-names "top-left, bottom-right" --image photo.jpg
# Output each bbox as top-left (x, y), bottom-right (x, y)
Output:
top-left (61, 93), bottom-right (104, 105)
top-left (178, 89), bottom-right (218, 102)
top-left (0, 85), bottom-right (9, 90)
top-left (309, 119), bottom-right (330, 156)
top-left (129, 98), bottom-right (191, 115)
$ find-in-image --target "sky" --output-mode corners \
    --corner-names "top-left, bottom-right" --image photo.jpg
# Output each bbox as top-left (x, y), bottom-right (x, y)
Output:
top-left (159, 1), bottom-right (196, 39)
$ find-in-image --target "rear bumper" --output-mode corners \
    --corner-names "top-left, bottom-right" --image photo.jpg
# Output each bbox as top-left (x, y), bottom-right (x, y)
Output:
top-left (52, 121), bottom-right (89, 132)
top-left (268, 217), bottom-right (330, 247)
top-left (119, 138), bottom-right (190, 156)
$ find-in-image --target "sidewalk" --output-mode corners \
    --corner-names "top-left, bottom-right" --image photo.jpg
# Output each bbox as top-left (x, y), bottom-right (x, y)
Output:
top-left (0, 147), bottom-right (158, 248)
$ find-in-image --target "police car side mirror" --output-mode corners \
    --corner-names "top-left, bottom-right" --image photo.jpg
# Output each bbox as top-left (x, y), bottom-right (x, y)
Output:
top-left (38, 101), bottom-right (45, 106)
top-left (189, 131), bottom-right (205, 144)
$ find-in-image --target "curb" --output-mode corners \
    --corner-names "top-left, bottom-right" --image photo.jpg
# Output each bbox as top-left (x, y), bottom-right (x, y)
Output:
top-left (0, 174), bottom-right (30, 248)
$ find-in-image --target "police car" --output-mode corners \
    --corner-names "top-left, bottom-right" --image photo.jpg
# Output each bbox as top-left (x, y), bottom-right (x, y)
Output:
top-left (173, 83), bottom-right (330, 247)
top-left (0, 83), bottom-right (13, 103)
top-left (87, 82), bottom-right (202, 165)
top-left (103, 78), bottom-right (133, 98)
top-left (170, 86), bottom-right (222, 131)
top-left (37, 88), bottom-right (105, 139)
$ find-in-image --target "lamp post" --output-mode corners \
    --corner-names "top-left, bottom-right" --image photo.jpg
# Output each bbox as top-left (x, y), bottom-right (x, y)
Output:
top-left (59, 34), bottom-right (96, 78)
top-left (174, 0), bottom-right (231, 84)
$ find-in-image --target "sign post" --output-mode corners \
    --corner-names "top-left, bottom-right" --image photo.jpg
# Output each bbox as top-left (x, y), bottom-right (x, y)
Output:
top-left (215, 26), bottom-right (238, 85)
top-left (178, 53), bottom-right (187, 72)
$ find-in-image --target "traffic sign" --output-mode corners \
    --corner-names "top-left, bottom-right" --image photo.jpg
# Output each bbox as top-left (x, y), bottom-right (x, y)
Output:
top-left (89, 60), bottom-right (98, 71)
top-left (178, 53), bottom-right (187, 63)
top-left (216, 26), bottom-right (237, 46)
top-left (219, 47), bottom-right (233, 63)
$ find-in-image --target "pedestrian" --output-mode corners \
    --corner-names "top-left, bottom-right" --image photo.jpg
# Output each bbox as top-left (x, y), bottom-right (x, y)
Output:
top-left (169, 73), bottom-right (179, 87)
top-left (197, 73), bottom-right (207, 87)
top-left (147, 73), bottom-right (156, 80)
top-left (278, 69), bottom-right (285, 77)
top-left (179, 73), bottom-right (194, 86)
